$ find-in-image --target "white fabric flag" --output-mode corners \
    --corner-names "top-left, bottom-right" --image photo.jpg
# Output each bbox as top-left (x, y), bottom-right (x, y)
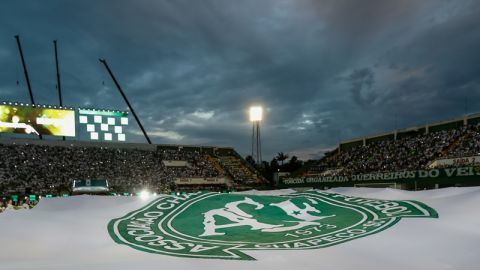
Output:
top-left (0, 187), bottom-right (479, 270)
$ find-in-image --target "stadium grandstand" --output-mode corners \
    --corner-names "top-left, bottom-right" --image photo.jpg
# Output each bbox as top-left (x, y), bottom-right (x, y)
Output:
top-left (0, 138), bottom-right (266, 199)
top-left (281, 113), bottom-right (480, 190)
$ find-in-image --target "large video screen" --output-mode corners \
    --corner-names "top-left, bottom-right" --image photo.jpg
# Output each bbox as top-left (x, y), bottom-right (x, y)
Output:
top-left (0, 105), bottom-right (75, 136)
top-left (77, 108), bottom-right (128, 141)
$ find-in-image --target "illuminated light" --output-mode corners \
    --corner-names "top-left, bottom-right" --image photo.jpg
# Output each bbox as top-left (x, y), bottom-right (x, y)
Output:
top-left (250, 105), bottom-right (264, 164)
top-left (153, 192), bottom-right (157, 196)
top-left (249, 106), bottom-right (263, 122)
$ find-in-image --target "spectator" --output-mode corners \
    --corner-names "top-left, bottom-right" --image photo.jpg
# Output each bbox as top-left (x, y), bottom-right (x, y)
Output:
top-left (21, 199), bottom-right (30, 210)
top-left (5, 199), bottom-right (14, 210)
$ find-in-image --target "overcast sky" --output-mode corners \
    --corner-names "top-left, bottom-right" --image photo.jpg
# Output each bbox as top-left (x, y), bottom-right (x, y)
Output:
top-left (1, 0), bottom-right (479, 160)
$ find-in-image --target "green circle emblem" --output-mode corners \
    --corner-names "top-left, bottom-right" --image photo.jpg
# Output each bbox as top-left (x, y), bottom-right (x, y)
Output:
top-left (108, 191), bottom-right (438, 260)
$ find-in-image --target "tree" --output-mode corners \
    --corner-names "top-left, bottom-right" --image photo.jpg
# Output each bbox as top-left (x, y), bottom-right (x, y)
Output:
top-left (245, 155), bottom-right (256, 166)
top-left (270, 158), bottom-right (279, 172)
top-left (276, 152), bottom-right (289, 166)
top-left (287, 155), bottom-right (303, 172)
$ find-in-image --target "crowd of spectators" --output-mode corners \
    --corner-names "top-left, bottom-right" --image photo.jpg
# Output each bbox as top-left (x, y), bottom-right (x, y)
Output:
top-left (0, 198), bottom-right (33, 213)
top-left (311, 124), bottom-right (480, 176)
top-left (0, 143), bottom-right (254, 197)
top-left (443, 125), bottom-right (480, 158)
top-left (6, 123), bottom-right (477, 197)
top-left (159, 149), bottom-right (223, 179)
top-left (0, 144), bottom-right (168, 195)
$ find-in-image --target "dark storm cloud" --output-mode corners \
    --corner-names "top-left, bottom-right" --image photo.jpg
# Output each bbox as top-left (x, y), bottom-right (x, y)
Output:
top-left (347, 68), bottom-right (377, 107)
top-left (0, 0), bottom-right (479, 160)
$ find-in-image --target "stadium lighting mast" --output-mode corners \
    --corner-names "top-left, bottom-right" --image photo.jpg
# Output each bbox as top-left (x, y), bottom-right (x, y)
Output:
top-left (14, 35), bottom-right (41, 140)
top-left (99, 59), bottom-right (152, 144)
top-left (53, 40), bottom-right (65, 141)
top-left (53, 40), bottom-right (63, 108)
top-left (14, 35), bottom-right (35, 105)
top-left (249, 106), bottom-right (263, 165)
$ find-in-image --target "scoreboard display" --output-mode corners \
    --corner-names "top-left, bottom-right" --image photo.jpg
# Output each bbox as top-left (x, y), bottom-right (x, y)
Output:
top-left (78, 108), bottom-right (129, 141)
top-left (0, 104), bottom-right (75, 136)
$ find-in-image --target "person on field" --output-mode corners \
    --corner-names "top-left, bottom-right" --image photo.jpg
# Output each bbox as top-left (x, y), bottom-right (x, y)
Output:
top-left (21, 199), bottom-right (30, 210)
top-left (5, 199), bottom-right (15, 210)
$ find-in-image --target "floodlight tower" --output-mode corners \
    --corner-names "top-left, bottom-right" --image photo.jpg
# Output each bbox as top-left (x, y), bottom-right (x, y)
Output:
top-left (249, 106), bottom-right (263, 165)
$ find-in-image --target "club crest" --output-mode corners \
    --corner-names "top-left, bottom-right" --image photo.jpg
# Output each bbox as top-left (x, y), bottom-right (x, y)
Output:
top-left (108, 191), bottom-right (438, 260)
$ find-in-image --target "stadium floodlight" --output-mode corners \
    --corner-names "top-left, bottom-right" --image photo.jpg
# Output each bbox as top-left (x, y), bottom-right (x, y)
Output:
top-left (249, 105), bottom-right (263, 165)
top-left (249, 106), bottom-right (263, 122)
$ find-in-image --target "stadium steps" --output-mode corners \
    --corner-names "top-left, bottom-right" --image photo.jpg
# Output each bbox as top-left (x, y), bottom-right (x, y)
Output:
top-left (207, 155), bottom-right (226, 175)
top-left (218, 156), bottom-right (261, 185)
top-left (216, 156), bottom-right (238, 182)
